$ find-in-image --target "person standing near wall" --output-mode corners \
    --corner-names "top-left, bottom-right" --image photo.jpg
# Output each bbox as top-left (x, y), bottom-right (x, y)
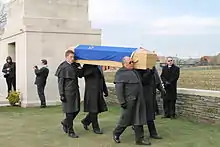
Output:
top-left (2, 56), bottom-right (16, 97)
top-left (55, 50), bottom-right (83, 138)
top-left (160, 57), bottom-right (180, 119)
top-left (34, 59), bottom-right (49, 108)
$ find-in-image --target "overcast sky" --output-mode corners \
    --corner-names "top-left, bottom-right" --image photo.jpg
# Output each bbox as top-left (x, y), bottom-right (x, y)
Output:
top-left (1, 0), bottom-right (220, 58)
top-left (89, 0), bottom-right (220, 58)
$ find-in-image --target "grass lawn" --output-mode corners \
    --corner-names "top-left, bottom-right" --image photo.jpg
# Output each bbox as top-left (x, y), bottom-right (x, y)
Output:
top-left (0, 105), bottom-right (220, 147)
top-left (104, 69), bottom-right (220, 91)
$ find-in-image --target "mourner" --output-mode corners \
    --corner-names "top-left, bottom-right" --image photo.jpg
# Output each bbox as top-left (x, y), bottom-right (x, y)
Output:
top-left (34, 59), bottom-right (49, 108)
top-left (55, 50), bottom-right (83, 138)
top-left (2, 56), bottom-right (16, 97)
top-left (161, 57), bottom-right (180, 119)
top-left (113, 56), bottom-right (151, 146)
top-left (152, 66), bottom-right (166, 115)
top-left (137, 66), bottom-right (164, 140)
top-left (81, 64), bottom-right (108, 134)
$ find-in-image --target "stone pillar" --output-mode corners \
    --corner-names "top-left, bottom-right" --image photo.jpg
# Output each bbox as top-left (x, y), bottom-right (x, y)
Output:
top-left (0, 0), bottom-right (101, 107)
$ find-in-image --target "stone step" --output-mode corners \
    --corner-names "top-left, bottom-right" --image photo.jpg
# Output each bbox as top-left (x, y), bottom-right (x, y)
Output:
top-left (0, 98), bottom-right (10, 106)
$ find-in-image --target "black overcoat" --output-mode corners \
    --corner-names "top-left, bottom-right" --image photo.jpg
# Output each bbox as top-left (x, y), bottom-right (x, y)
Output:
top-left (114, 68), bottom-right (147, 127)
top-left (55, 61), bottom-right (83, 113)
top-left (82, 64), bottom-right (108, 113)
top-left (137, 69), bottom-right (156, 121)
top-left (160, 64), bottom-right (180, 100)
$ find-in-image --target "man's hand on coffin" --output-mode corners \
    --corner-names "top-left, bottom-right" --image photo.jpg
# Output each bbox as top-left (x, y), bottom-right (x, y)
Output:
top-left (150, 69), bottom-right (155, 74)
top-left (120, 103), bottom-right (127, 109)
top-left (75, 63), bottom-right (82, 69)
top-left (60, 95), bottom-right (66, 102)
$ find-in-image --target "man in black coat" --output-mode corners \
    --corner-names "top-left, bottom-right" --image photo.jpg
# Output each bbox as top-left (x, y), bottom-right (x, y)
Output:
top-left (152, 67), bottom-right (166, 115)
top-left (55, 50), bottom-right (83, 138)
top-left (81, 64), bottom-right (108, 134)
top-left (160, 57), bottom-right (180, 119)
top-left (2, 56), bottom-right (16, 96)
top-left (113, 56), bottom-right (150, 146)
top-left (137, 66), bottom-right (164, 140)
top-left (34, 59), bottom-right (49, 108)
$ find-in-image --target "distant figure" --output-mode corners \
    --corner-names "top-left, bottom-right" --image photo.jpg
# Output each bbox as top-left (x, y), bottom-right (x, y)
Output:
top-left (113, 56), bottom-right (150, 145)
top-left (55, 50), bottom-right (83, 138)
top-left (2, 56), bottom-right (16, 97)
top-left (81, 64), bottom-right (108, 134)
top-left (34, 59), bottom-right (49, 108)
top-left (161, 57), bottom-right (180, 119)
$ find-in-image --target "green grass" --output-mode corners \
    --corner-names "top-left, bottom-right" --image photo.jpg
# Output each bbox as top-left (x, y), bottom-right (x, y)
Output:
top-left (0, 105), bottom-right (220, 147)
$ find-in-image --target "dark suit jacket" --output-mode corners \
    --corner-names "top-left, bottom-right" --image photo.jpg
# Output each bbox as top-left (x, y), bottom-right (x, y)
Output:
top-left (160, 64), bottom-right (180, 100)
top-left (34, 66), bottom-right (49, 86)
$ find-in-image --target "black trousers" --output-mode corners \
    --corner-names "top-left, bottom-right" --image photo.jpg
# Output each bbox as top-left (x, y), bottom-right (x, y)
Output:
top-left (147, 120), bottom-right (158, 136)
top-left (82, 112), bottom-right (100, 130)
top-left (163, 99), bottom-right (176, 117)
top-left (6, 77), bottom-right (16, 94)
top-left (113, 125), bottom-right (144, 142)
top-left (37, 84), bottom-right (46, 106)
top-left (63, 111), bottom-right (80, 132)
top-left (155, 100), bottom-right (159, 114)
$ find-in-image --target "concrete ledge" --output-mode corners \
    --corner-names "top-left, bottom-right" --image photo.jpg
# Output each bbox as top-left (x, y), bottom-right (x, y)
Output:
top-left (0, 99), bottom-right (9, 106)
top-left (21, 100), bottom-right (61, 108)
top-left (106, 83), bottom-right (220, 98)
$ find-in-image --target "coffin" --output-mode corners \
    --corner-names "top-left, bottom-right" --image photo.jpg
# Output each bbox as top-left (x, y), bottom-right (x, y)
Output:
top-left (72, 45), bottom-right (157, 69)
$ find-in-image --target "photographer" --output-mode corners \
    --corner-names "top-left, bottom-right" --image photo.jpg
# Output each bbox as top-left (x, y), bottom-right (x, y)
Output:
top-left (34, 59), bottom-right (49, 108)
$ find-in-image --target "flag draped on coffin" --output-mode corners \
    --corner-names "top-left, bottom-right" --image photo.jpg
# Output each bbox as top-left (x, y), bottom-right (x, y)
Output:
top-left (74, 45), bottom-right (138, 62)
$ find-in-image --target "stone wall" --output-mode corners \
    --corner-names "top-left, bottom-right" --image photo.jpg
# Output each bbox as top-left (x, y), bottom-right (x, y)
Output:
top-left (106, 83), bottom-right (220, 124)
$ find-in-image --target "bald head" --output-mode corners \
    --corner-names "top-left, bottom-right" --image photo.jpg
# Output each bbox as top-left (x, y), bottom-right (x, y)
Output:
top-left (122, 56), bottom-right (131, 63)
top-left (122, 56), bottom-right (134, 69)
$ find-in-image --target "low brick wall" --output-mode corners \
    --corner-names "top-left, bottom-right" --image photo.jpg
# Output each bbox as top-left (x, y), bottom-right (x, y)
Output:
top-left (106, 83), bottom-right (220, 124)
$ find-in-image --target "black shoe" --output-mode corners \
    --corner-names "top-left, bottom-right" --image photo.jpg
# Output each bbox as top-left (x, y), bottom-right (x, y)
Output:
top-left (156, 112), bottom-right (161, 115)
top-left (131, 126), bottom-right (135, 130)
top-left (161, 116), bottom-right (170, 119)
top-left (61, 121), bottom-right (68, 134)
top-left (94, 129), bottom-right (103, 134)
top-left (136, 139), bottom-right (151, 145)
top-left (113, 135), bottom-right (120, 143)
top-left (68, 132), bottom-right (79, 138)
top-left (150, 135), bottom-right (163, 139)
top-left (40, 105), bottom-right (46, 108)
top-left (81, 120), bottom-right (89, 130)
top-left (171, 116), bottom-right (177, 119)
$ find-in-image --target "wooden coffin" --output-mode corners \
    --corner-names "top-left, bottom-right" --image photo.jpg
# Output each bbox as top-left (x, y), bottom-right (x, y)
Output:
top-left (72, 46), bottom-right (157, 69)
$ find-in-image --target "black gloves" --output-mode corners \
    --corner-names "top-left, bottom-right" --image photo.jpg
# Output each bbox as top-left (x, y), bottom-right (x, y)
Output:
top-left (60, 95), bottom-right (66, 102)
top-left (121, 103), bottom-right (127, 109)
top-left (104, 92), bottom-right (108, 97)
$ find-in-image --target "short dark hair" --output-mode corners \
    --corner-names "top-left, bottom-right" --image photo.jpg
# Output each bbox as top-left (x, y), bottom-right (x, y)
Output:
top-left (167, 56), bottom-right (173, 60)
top-left (41, 59), bottom-right (47, 65)
top-left (65, 50), bottom-right (74, 57)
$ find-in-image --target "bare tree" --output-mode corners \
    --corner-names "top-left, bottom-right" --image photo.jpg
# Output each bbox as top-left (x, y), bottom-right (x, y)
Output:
top-left (0, 2), bottom-right (7, 28)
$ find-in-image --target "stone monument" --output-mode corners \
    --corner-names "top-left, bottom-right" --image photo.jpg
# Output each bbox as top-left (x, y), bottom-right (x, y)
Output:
top-left (0, 0), bottom-right (101, 107)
